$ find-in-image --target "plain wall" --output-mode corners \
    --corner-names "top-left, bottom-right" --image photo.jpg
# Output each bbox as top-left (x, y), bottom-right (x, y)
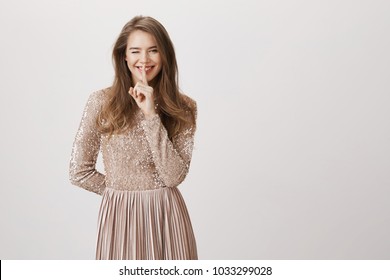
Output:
top-left (0, 0), bottom-right (389, 259)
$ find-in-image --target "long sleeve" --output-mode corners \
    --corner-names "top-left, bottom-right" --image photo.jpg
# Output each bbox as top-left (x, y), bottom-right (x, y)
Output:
top-left (69, 91), bottom-right (106, 195)
top-left (141, 99), bottom-right (197, 188)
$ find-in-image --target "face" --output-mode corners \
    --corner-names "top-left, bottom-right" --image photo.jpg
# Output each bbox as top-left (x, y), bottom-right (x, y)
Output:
top-left (125, 30), bottom-right (162, 85)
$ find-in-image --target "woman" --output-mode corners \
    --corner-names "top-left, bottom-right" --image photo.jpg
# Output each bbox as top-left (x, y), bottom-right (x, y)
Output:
top-left (69, 16), bottom-right (198, 260)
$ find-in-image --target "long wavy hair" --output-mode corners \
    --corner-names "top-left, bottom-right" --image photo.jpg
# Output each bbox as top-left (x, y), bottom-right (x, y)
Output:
top-left (97, 16), bottom-right (195, 139)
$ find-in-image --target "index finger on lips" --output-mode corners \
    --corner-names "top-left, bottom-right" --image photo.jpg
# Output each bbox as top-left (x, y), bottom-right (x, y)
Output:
top-left (141, 65), bottom-right (148, 85)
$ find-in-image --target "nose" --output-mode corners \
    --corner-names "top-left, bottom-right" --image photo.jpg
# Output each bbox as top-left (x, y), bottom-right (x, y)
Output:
top-left (139, 51), bottom-right (150, 64)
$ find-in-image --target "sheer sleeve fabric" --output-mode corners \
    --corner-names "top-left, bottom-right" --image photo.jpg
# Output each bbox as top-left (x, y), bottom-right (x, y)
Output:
top-left (141, 99), bottom-right (197, 188)
top-left (69, 91), bottom-right (106, 195)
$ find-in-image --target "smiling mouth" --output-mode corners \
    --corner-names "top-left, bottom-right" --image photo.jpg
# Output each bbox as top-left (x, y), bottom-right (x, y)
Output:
top-left (136, 66), bottom-right (154, 72)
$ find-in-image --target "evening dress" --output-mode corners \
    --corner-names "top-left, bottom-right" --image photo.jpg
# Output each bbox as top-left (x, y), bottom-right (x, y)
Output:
top-left (69, 88), bottom-right (197, 260)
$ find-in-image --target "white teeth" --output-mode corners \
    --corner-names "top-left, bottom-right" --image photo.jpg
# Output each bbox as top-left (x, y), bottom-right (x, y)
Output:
top-left (136, 66), bottom-right (153, 71)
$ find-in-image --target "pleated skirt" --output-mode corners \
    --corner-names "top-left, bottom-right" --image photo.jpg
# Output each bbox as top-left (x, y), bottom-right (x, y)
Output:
top-left (95, 187), bottom-right (198, 260)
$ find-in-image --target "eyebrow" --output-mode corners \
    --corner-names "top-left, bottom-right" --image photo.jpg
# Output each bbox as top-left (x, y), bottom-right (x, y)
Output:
top-left (129, 46), bottom-right (158, 50)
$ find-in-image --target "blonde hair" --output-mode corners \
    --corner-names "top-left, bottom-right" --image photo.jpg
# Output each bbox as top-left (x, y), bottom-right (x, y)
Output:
top-left (97, 16), bottom-right (195, 138)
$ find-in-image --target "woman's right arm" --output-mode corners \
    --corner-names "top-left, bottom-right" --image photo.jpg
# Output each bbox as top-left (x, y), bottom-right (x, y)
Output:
top-left (69, 90), bottom-right (106, 195)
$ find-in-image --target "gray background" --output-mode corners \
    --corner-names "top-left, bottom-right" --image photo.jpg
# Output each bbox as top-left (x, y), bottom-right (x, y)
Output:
top-left (0, 0), bottom-right (389, 259)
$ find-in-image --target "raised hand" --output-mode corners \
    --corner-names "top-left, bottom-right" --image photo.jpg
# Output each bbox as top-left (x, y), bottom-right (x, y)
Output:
top-left (128, 65), bottom-right (157, 119)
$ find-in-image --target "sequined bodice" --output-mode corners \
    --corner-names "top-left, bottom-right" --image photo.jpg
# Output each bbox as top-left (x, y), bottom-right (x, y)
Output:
top-left (69, 88), bottom-right (197, 194)
top-left (100, 110), bottom-right (165, 190)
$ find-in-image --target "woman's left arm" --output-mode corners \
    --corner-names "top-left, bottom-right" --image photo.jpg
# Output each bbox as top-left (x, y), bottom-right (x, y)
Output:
top-left (141, 102), bottom-right (197, 188)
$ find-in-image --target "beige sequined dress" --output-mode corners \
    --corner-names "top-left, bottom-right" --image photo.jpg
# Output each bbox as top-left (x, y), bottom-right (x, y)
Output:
top-left (69, 88), bottom-right (197, 260)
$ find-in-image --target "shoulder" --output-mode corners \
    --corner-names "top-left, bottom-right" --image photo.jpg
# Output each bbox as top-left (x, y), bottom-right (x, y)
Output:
top-left (89, 87), bottom-right (111, 102)
top-left (179, 93), bottom-right (197, 123)
top-left (86, 87), bottom-right (111, 109)
top-left (81, 87), bottom-right (111, 119)
top-left (179, 93), bottom-right (197, 112)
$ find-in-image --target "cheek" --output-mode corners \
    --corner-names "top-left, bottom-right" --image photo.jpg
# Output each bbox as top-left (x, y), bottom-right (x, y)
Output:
top-left (126, 60), bottom-right (137, 72)
top-left (125, 55), bottom-right (135, 67)
top-left (156, 55), bottom-right (162, 65)
top-left (155, 56), bottom-right (162, 70)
